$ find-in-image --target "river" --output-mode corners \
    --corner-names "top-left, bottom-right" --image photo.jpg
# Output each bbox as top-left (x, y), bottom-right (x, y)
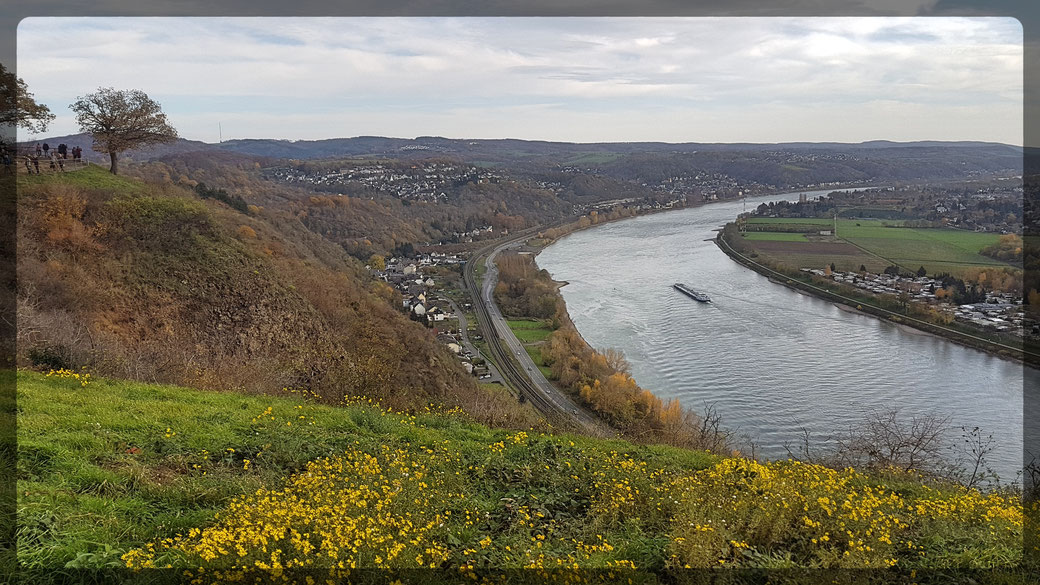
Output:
top-left (537, 190), bottom-right (1027, 483)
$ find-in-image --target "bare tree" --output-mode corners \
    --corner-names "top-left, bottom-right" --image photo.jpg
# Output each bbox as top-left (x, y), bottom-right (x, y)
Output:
top-left (956, 425), bottom-right (998, 489)
top-left (0, 63), bottom-right (55, 136)
top-left (834, 408), bottom-right (950, 475)
top-left (602, 347), bottom-right (630, 374)
top-left (69, 87), bottom-right (177, 174)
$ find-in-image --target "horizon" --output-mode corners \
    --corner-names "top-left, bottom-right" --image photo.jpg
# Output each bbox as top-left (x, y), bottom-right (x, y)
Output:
top-left (16, 16), bottom-right (1023, 146)
top-left (19, 130), bottom-right (1024, 149)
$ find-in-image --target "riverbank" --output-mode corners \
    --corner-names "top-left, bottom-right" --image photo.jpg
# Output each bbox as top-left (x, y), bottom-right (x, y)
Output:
top-left (715, 229), bottom-right (1034, 366)
top-left (491, 230), bottom-right (729, 450)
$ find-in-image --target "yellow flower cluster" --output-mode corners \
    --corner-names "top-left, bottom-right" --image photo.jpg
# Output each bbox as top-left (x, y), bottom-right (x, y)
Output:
top-left (44, 368), bottom-right (90, 387)
top-left (125, 444), bottom-right (462, 571)
top-left (121, 403), bottom-right (1025, 574)
top-left (659, 458), bottom-right (1021, 568)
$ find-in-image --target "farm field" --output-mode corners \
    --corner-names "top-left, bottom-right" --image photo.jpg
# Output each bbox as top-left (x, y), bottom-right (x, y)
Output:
top-left (740, 217), bottom-right (1013, 277)
top-left (742, 232), bottom-right (809, 242)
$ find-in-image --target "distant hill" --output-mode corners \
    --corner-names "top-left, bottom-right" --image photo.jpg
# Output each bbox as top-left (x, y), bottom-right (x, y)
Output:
top-left (18, 131), bottom-right (218, 164)
top-left (27, 132), bottom-right (1021, 165)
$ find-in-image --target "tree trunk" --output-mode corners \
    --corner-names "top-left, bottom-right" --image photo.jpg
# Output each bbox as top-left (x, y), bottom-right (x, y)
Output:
top-left (109, 151), bottom-right (118, 175)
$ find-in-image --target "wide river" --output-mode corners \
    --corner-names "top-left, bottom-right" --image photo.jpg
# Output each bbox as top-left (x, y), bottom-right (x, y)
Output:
top-left (537, 190), bottom-right (1028, 483)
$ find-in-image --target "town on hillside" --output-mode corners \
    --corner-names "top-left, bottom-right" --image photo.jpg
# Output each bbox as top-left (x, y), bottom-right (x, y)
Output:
top-left (373, 253), bottom-right (493, 379)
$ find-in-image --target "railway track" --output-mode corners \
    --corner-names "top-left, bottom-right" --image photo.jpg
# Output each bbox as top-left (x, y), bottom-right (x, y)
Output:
top-left (462, 227), bottom-right (610, 434)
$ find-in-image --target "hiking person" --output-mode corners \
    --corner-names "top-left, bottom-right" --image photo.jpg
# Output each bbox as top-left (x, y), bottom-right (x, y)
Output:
top-left (31, 154), bottom-right (40, 173)
top-left (42, 143), bottom-right (49, 157)
top-left (35, 143), bottom-right (42, 157)
top-left (58, 143), bottom-right (67, 158)
top-left (24, 156), bottom-right (33, 174)
top-left (2, 151), bottom-right (12, 175)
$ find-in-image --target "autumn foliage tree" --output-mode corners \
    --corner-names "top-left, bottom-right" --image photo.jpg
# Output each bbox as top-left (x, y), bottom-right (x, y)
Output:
top-left (0, 63), bottom-right (55, 136)
top-left (980, 233), bottom-right (1023, 263)
top-left (494, 254), bottom-right (561, 320)
top-left (541, 324), bottom-right (728, 450)
top-left (70, 87), bottom-right (177, 174)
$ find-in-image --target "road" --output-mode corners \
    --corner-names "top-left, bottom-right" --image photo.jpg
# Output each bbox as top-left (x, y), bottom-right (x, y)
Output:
top-left (442, 297), bottom-right (504, 385)
top-left (463, 228), bottom-right (613, 436)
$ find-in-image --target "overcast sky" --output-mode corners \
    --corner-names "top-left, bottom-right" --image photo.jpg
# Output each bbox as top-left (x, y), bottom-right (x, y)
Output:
top-left (16, 17), bottom-right (1023, 145)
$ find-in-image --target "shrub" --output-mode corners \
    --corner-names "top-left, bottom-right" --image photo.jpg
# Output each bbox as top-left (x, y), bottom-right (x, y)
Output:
top-left (26, 343), bottom-right (76, 371)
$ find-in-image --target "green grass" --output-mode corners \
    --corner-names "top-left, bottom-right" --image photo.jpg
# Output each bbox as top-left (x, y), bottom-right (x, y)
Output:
top-left (17, 370), bottom-right (1029, 571)
top-left (17, 163), bottom-right (147, 196)
top-left (507, 319), bottom-right (554, 343)
top-left (747, 217), bottom-right (841, 226)
top-left (524, 345), bottom-right (555, 378)
top-left (743, 217), bottom-right (1014, 276)
top-left (16, 369), bottom-right (715, 569)
top-left (742, 232), bottom-right (809, 242)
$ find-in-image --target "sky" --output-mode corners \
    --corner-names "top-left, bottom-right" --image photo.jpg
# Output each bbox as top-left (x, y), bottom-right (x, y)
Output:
top-left (16, 17), bottom-right (1024, 145)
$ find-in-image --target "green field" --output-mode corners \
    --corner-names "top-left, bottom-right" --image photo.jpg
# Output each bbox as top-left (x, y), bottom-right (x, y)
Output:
top-left (524, 345), bottom-right (554, 378)
top-left (742, 217), bottom-right (1012, 276)
top-left (506, 319), bottom-right (554, 343)
top-left (742, 232), bottom-right (810, 242)
top-left (747, 217), bottom-right (900, 227)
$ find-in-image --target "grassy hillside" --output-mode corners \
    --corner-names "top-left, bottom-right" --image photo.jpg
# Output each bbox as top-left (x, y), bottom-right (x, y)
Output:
top-left (15, 165), bottom-right (539, 428)
top-left (17, 371), bottom-right (1028, 576)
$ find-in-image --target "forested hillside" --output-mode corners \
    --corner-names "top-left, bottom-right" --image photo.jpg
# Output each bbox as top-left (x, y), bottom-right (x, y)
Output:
top-left (15, 167), bottom-right (539, 428)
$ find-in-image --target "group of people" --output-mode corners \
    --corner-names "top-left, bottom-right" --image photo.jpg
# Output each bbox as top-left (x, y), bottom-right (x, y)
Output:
top-left (0, 139), bottom-right (90, 175)
top-left (16, 142), bottom-right (87, 174)
top-left (33, 142), bottom-right (83, 160)
top-left (1, 141), bottom-right (11, 175)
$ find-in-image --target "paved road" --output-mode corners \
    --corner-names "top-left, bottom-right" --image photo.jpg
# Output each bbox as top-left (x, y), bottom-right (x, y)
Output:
top-left (443, 297), bottom-right (505, 385)
top-left (464, 230), bottom-right (613, 436)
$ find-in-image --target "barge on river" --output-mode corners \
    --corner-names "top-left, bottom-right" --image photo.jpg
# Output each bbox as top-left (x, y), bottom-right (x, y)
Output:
top-left (673, 283), bottom-right (711, 303)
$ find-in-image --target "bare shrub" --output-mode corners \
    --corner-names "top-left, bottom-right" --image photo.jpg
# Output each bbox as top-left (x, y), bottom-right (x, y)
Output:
top-left (785, 409), bottom-right (1013, 490)
top-left (16, 286), bottom-right (93, 369)
top-left (832, 408), bottom-right (951, 475)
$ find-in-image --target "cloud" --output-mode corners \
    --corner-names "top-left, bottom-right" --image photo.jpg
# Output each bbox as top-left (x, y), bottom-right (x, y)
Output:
top-left (15, 16), bottom-right (1023, 144)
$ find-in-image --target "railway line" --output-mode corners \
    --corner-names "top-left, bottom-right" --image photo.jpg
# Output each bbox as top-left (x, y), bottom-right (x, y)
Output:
top-left (462, 228), bottom-right (611, 435)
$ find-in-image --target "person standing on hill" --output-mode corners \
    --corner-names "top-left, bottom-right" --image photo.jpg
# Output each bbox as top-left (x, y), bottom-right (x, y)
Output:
top-left (57, 143), bottom-right (67, 158)
top-left (24, 155), bottom-right (33, 174)
top-left (2, 151), bottom-right (12, 175)
top-left (34, 143), bottom-right (42, 157)
top-left (30, 153), bottom-right (40, 173)
top-left (42, 143), bottom-right (49, 157)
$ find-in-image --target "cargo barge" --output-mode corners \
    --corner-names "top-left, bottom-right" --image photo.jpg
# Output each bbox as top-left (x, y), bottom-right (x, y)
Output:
top-left (673, 283), bottom-right (711, 303)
